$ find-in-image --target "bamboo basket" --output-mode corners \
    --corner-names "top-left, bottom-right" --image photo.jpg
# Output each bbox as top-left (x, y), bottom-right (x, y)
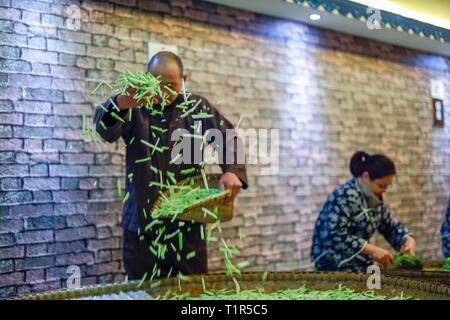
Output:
top-left (14, 272), bottom-right (450, 300)
top-left (150, 174), bottom-right (233, 224)
top-left (384, 261), bottom-right (450, 286)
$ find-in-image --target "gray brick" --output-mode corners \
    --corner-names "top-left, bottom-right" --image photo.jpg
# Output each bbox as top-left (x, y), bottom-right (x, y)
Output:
top-left (61, 153), bottom-right (94, 164)
top-left (24, 139), bottom-right (43, 152)
top-left (0, 178), bottom-right (21, 190)
top-left (58, 29), bottom-right (91, 44)
top-left (49, 165), bottom-right (88, 177)
top-left (27, 36), bottom-right (46, 49)
top-left (16, 230), bottom-right (54, 244)
top-left (14, 100), bottom-right (52, 114)
top-left (0, 125), bottom-right (11, 137)
top-left (10, 203), bottom-right (53, 217)
top-left (0, 151), bottom-right (15, 163)
top-left (21, 10), bottom-right (41, 25)
top-left (0, 138), bottom-right (23, 151)
top-left (25, 243), bottom-right (47, 257)
top-left (11, 0), bottom-right (52, 12)
top-left (0, 164), bottom-right (28, 177)
top-left (0, 245), bottom-right (24, 259)
top-left (0, 86), bottom-right (21, 100)
top-left (0, 59), bottom-right (31, 72)
top-left (0, 260), bottom-right (14, 274)
top-left (0, 191), bottom-right (32, 204)
top-left (25, 216), bottom-right (66, 230)
top-left (58, 53), bottom-right (77, 66)
top-left (23, 178), bottom-right (59, 191)
top-left (21, 48), bottom-right (58, 64)
top-left (61, 178), bottom-right (78, 190)
top-left (24, 88), bottom-right (63, 102)
top-left (13, 126), bottom-right (52, 138)
top-left (15, 256), bottom-right (54, 271)
top-left (0, 33), bottom-right (26, 46)
top-left (0, 46), bottom-right (19, 59)
top-left (47, 240), bottom-right (86, 255)
top-left (44, 139), bottom-right (66, 152)
top-left (55, 226), bottom-right (96, 241)
top-left (53, 190), bottom-right (88, 203)
top-left (52, 103), bottom-right (91, 116)
top-left (42, 13), bottom-right (64, 27)
top-left (24, 114), bottom-right (46, 126)
top-left (66, 214), bottom-right (87, 227)
top-left (0, 233), bottom-right (14, 247)
top-left (0, 113), bottom-right (22, 125)
top-left (30, 164), bottom-right (48, 176)
top-left (63, 90), bottom-right (84, 103)
top-left (0, 100), bottom-right (13, 112)
top-left (47, 39), bottom-right (86, 55)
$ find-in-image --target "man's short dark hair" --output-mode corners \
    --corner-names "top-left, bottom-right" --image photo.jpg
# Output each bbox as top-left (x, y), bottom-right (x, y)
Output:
top-left (147, 51), bottom-right (183, 76)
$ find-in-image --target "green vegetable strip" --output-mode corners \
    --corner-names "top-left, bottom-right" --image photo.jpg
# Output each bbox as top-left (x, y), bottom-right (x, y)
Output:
top-left (129, 137), bottom-right (135, 145)
top-left (99, 120), bottom-right (107, 131)
top-left (191, 113), bottom-right (214, 119)
top-left (186, 251), bottom-right (196, 260)
top-left (169, 153), bottom-right (182, 164)
top-left (180, 168), bottom-right (195, 175)
top-left (122, 191), bottom-right (130, 203)
top-left (164, 229), bottom-right (180, 240)
top-left (116, 178), bottom-right (122, 197)
top-left (180, 99), bottom-right (202, 119)
top-left (151, 125), bottom-right (168, 133)
top-left (135, 156), bottom-right (151, 164)
top-left (200, 225), bottom-right (204, 240)
top-left (150, 166), bottom-right (158, 174)
top-left (108, 97), bottom-right (121, 112)
top-left (140, 139), bottom-right (164, 153)
top-left (137, 272), bottom-right (147, 288)
top-left (201, 169), bottom-right (209, 191)
top-left (144, 220), bottom-right (162, 232)
top-left (178, 232), bottom-right (183, 251)
top-left (110, 111), bottom-right (126, 124)
top-left (236, 115), bottom-right (243, 129)
top-left (164, 85), bottom-right (177, 96)
top-left (142, 208), bottom-right (147, 219)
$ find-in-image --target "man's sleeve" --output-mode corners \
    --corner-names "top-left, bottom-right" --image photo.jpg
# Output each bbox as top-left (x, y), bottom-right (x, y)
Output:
top-left (201, 98), bottom-right (248, 189)
top-left (93, 95), bottom-right (132, 143)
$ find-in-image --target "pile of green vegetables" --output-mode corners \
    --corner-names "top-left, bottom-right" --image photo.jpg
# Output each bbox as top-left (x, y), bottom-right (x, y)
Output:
top-left (443, 258), bottom-right (450, 271)
top-left (161, 284), bottom-right (413, 300)
top-left (151, 187), bottom-right (223, 220)
top-left (390, 253), bottom-right (424, 270)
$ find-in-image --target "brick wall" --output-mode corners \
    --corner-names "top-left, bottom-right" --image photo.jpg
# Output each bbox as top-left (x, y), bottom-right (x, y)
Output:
top-left (0, 0), bottom-right (449, 298)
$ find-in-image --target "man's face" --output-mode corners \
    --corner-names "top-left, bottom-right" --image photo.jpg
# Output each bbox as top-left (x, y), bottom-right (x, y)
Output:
top-left (149, 61), bottom-right (184, 105)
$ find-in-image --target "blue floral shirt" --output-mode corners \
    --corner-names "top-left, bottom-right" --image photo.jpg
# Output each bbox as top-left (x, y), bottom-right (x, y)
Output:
top-left (441, 197), bottom-right (450, 258)
top-left (311, 177), bottom-right (410, 272)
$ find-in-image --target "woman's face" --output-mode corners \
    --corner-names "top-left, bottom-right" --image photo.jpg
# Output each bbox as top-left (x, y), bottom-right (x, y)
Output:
top-left (362, 172), bottom-right (394, 197)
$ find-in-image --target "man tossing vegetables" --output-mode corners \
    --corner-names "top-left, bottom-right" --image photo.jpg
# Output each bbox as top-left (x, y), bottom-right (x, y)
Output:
top-left (93, 51), bottom-right (248, 281)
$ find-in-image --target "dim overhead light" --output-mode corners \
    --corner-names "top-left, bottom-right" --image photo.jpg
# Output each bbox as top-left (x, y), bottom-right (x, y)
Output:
top-left (309, 13), bottom-right (321, 21)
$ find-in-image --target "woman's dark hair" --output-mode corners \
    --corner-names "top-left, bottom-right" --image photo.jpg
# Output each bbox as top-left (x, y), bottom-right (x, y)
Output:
top-left (349, 151), bottom-right (396, 180)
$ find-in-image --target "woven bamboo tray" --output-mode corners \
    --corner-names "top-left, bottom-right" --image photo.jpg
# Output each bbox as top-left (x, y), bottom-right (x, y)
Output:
top-left (151, 174), bottom-right (233, 224)
top-left (14, 272), bottom-right (450, 300)
top-left (384, 261), bottom-right (450, 286)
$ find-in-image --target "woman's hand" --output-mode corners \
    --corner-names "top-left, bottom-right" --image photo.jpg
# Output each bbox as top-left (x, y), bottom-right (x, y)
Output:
top-left (363, 243), bottom-right (395, 265)
top-left (400, 235), bottom-right (416, 256)
top-left (219, 172), bottom-right (242, 203)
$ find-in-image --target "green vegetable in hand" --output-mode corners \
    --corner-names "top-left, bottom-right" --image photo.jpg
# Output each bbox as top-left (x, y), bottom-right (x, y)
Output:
top-left (390, 253), bottom-right (424, 270)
